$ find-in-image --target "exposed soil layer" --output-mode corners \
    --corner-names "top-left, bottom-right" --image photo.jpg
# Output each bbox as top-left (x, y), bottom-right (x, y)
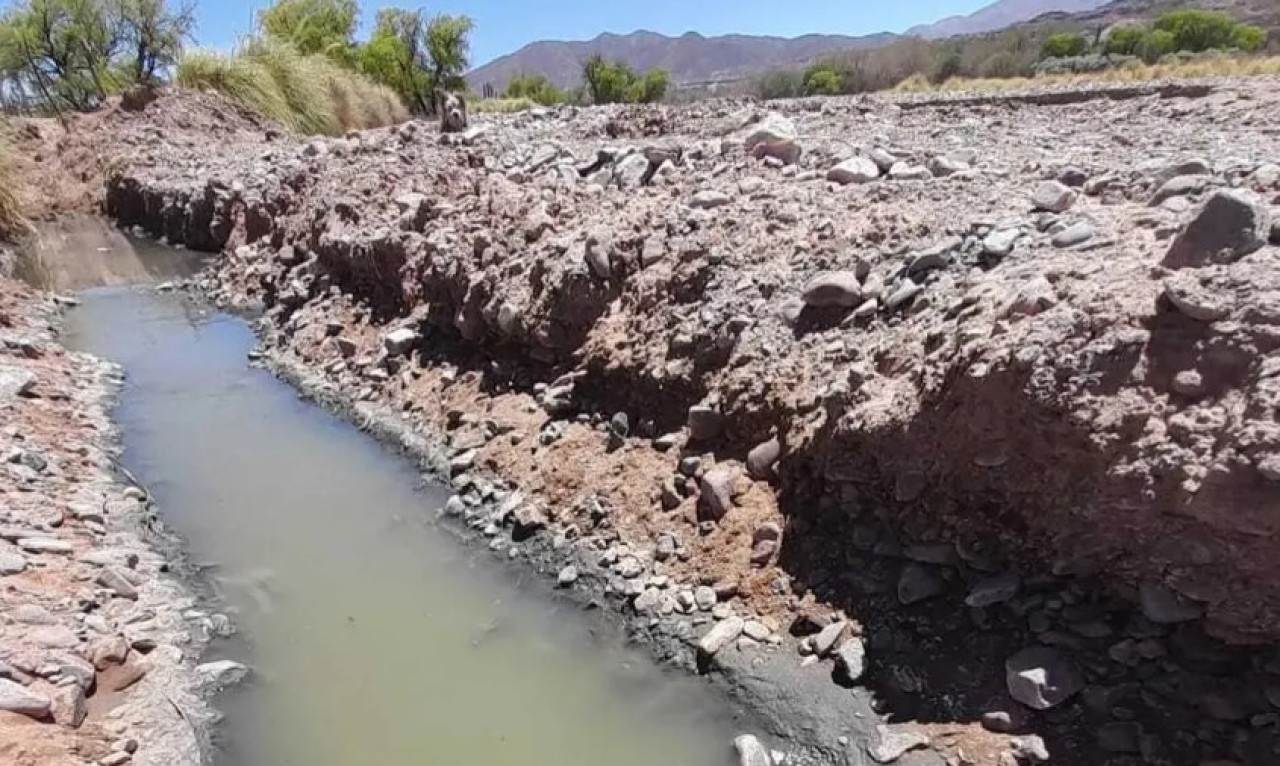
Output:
top-left (15, 80), bottom-right (1280, 764)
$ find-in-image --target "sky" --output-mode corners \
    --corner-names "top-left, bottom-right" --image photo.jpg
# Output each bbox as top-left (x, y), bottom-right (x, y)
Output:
top-left (186, 0), bottom-right (993, 66)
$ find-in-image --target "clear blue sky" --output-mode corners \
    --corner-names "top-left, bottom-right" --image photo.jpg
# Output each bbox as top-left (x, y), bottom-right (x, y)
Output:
top-left (187, 1), bottom-right (990, 66)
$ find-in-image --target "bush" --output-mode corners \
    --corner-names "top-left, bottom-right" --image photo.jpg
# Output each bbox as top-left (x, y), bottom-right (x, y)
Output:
top-left (754, 69), bottom-right (803, 99)
top-left (1042, 32), bottom-right (1090, 59)
top-left (803, 65), bottom-right (843, 95)
top-left (628, 69), bottom-right (670, 103)
top-left (1134, 29), bottom-right (1176, 63)
top-left (1104, 26), bottom-right (1145, 56)
top-left (471, 97), bottom-right (536, 114)
top-left (1232, 24), bottom-right (1267, 53)
top-left (975, 51), bottom-right (1021, 78)
top-left (932, 49), bottom-right (963, 83)
top-left (177, 39), bottom-right (406, 134)
top-left (1155, 9), bottom-right (1242, 52)
top-left (1034, 54), bottom-right (1139, 76)
top-left (503, 74), bottom-right (563, 105)
top-left (581, 55), bottom-right (670, 104)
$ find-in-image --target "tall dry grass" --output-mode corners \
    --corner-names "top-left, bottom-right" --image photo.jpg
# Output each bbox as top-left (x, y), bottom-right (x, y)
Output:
top-left (177, 40), bottom-right (408, 136)
top-left (470, 97), bottom-right (538, 114)
top-left (0, 126), bottom-right (27, 243)
top-left (892, 54), bottom-right (1280, 95)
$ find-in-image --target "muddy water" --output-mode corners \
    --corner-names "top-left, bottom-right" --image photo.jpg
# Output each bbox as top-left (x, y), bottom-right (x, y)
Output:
top-left (64, 287), bottom-right (739, 766)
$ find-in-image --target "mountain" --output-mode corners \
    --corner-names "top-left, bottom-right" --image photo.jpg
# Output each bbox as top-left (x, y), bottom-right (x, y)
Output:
top-left (905, 0), bottom-right (1114, 39)
top-left (466, 30), bottom-right (896, 92)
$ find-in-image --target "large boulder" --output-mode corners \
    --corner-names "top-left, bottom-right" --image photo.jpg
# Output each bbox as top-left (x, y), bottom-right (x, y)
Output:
top-left (1163, 189), bottom-right (1271, 269)
top-left (743, 112), bottom-right (801, 165)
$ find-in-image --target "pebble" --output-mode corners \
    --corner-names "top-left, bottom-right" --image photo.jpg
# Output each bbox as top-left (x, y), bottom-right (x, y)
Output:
top-left (699, 616), bottom-right (745, 657)
top-left (195, 660), bottom-right (250, 689)
top-left (802, 271), bottom-right (863, 308)
top-left (1050, 221), bottom-right (1095, 248)
top-left (18, 537), bottom-right (73, 554)
top-left (834, 636), bottom-right (867, 683)
top-left (100, 752), bottom-right (132, 766)
top-left (1138, 581), bottom-right (1204, 624)
top-left (0, 551), bottom-right (27, 574)
top-left (557, 565), bottom-right (580, 587)
top-left (965, 573), bottom-right (1021, 608)
top-left (1005, 647), bottom-right (1084, 710)
top-left (694, 586), bottom-right (717, 611)
top-left (699, 468), bottom-right (738, 522)
top-left (733, 734), bottom-right (772, 766)
top-left (1032, 180), bottom-right (1077, 213)
top-left (827, 157), bottom-right (880, 185)
top-left (1009, 735), bottom-right (1050, 764)
top-left (687, 405), bottom-right (724, 441)
top-left (867, 725), bottom-right (929, 763)
top-left (812, 620), bottom-right (847, 657)
top-left (897, 564), bottom-right (943, 606)
top-left (746, 438), bottom-right (782, 478)
top-left (743, 620), bottom-right (772, 641)
top-left (690, 190), bottom-right (732, 209)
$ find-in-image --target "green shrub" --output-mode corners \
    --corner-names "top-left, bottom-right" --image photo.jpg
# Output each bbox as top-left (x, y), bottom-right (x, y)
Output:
top-left (975, 51), bottom-right (1021, 78)
top-left (628, 69), bottom-right (670, 103)
top-left (803, 66), bottom-right (843, 95)
top-left (1232, 24), bottom-right (1267, 53)
top-left (1104, 26), bottom-right (1145, 56)
top-left (1155, 9), bottom-right (1241, 52)
top-left (503, 74), bottom-right (564, 105)
top-left (581, 55), bottom-right (670, 104)
top-left (1042, 32), bottom-right (1089, 59)
top-left (1134, 29), bottom-right (1177, 63)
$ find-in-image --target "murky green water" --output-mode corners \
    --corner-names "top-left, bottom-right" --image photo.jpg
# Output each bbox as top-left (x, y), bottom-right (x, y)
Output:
top-left (65, 287), bottom-right (739, 766)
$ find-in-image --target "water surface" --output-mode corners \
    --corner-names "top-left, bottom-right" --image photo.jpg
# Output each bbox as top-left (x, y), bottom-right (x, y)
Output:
top-left (65, 286), bottom-right (739, 766)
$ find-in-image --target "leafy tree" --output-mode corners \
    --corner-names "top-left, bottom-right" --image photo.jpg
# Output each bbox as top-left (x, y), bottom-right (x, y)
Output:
top-left (1231, 24), bottom-right (1267, 53)
top-left (628, 68), bottom-right (669, 103)
top-left (1104, 25), bottom-right (1145, 56)
top-left (1154, 9), bottom-right (1240, 53)
top-left (1, 0), bottom-right (123, 112)
top-left (359, 8), bottom-right (429, 112)
top-left (424, 13), bottom-right (474, 93)
top-left (116, 0), bottom-right (194, 84)
top-left (803, 65), bottom-right (842, 95)
top-left (1134, 29), bottom-right (1176, 63)
top-left (504, 73), bottom-right (563, 105)
top-left (258, 0), bottom-right (357, 61)
top-left (1042, 32), bottom-right (1089, 59)
top-left (582, 54), bottom-right (633, 103)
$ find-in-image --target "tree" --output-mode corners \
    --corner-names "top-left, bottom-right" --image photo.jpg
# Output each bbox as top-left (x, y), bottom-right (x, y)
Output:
top-left (803, 64), bottom-right (842, 95)
top-left (1, 0), bottom-right (123, 112)
top-left (1134, 29), bottom-right (1176, 63)
top-left (1104, 25), bottom-right (1145, 56)
top-left (504, 73), bottom-right (563, 105)
top-left (628, 68), bottom-right (669, 103)
top-left (1042, 32), bottom-right (1089, 59)
top-left (424, 13), bottom-right (474, 94)
top-left (258, 0), bottom-right (357, 61)
top-left (582, 54), bottom-right (633, 104)
top-left (116, 0), bottom-right (194, 84)
top-left (359, 8), bottom-right (429, 112)
top-left (1154, 9), bottom-right (1239, 53)
top-left (1231, 24), bottom-right (1267, 53)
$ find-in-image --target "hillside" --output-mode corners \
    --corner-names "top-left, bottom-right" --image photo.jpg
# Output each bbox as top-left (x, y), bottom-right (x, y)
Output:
top-left (466, 29), bottom-right (895, 92)
top-left (905, 0), bottom-right (1112, 38)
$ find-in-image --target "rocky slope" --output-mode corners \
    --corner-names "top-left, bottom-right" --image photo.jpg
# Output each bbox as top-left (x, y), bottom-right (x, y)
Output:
top-left (24, 80), bottom-right (1280, 764)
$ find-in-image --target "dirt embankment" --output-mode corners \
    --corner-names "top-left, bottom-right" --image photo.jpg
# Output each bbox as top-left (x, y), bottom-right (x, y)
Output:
top-left (23, 81), bottom-right (1280, 764)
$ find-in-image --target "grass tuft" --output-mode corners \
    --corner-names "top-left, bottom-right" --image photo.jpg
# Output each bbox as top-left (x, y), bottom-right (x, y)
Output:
top-left (177, 40), bottom-right (409, 136)
top-left (0, 125), bottom-right (27, 243)
top-left (470, 97), bottom-right (538, 114)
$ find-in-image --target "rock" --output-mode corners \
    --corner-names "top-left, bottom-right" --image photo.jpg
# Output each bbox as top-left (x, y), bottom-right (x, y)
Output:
top-left (195, 660), bottom-right (250, 689)
top-left (699, 616), bottom-right (745, 657)
top-left (1005, 647), bottom-right (1084, 710)
top-left (1172, 369), bottom-right (1205, 396)
top-left (584, 237), bottom-right (612, 279)
top-left (1032, 181), bottom-right (1076, 213)
top-left (885, 279), bottom-right (923, 311)
top-left (1163, 274), bottom-right (1230, 322)
top-left (613, 153), bottom-right (650, 188)
top-left (0, 679), bottom-right (51, 719)
top-left (19, 537), bottom-right (73, 554)
top-left (1008, 736), bottom-right (1050, 764)
top-left (1151, 174), bottom-right (1210, 205)
top-left (382, 328), bottom-right (420, 358)
top-left (1057, 167), bottom-right (1088, 187)
top-left (699, 468), bottom-right (739, 522)
top-left (802, 271), bottom-right (862, 308)
top-left (50, 683), bottom-right (86, 727)
top-left (1006, 276), bottom-right (1057, 317)
top-left (616, 556), bottom-right (644, 579)
top-left (690, 190), bottom-right (732, 209)
top-left (811, 620), bottom-right (847, 657)
top-left (120, 83), bottom-right (159, 112)
top-left (733, 734), bottom-right (772, 766)
top-left (983, 228), bottom-right (1021, 257)
top-left (1097, 722), bottom-right (1143, 753)
top-left (889, 162), bottom-right (931, 181)
top-left (97, 567), bottom-right (139, 600)
top-left (0, 366), bottom-right (37, 401)
top-left (687, 405), bottom-right (724, 441)
top-left (1163, 189), bottom-right (1270, 269)
top-left (835, 637), bottom-right (867, 683)
top-left (90, 636), bottom-right (129, 669)
top-left (0, 551), bottom-right (27, 575)
top-left (827, 157), bottom-right (880, 185)
top-left (557, 565), bottom-right (579, 587)
top-left (743, 621), bottom-right (771, 641)
top-left (32, 626), bottom-right (79, 649)
top-left (966, 573), bottom-right (1021, 608)
top-left (897, 564), bottom-right (943, 605)
top-left (1051, 221), bottom-right (1095, 248)
top-left (694, 586), bottom-right (717, 611)
top-left (743, 113), bottom-right (800, 165)
top-left (100, 751), bottom-right (132, 766)
top-left (928, 155), bottom-right (968, 177)
top-left (868, 726), bottom-right (930, 763)
top-left (634, 588), bottom-right (661, 613)
top-left (981, 706), bottom-right (1026, 734)
top-left (1156, 158), bottom-right (1212, 184)
top-left (746, 438), bottom-right (782, 479)
top-left (13, 604), bottom-right (54, 624)
top-left (1139, 581), bottom-right (1204, 624)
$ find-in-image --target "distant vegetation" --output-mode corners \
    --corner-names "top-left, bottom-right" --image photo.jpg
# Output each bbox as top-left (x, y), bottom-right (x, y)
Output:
top-left (753, 8), bottom-right (1270, 99)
